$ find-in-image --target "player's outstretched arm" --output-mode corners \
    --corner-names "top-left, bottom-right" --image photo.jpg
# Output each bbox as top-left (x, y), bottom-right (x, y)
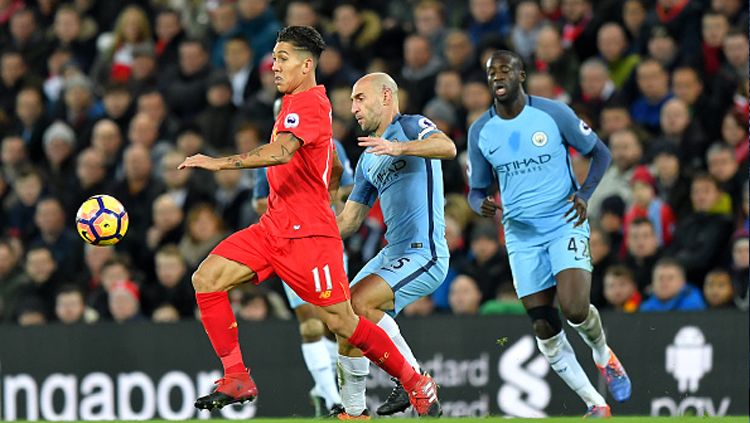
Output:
top-left (178, 133), bottom-right (302, 171)
top-left (337, 200), bottom-right (371, 238)
top-left (358, 132), bottom-right (457, 159)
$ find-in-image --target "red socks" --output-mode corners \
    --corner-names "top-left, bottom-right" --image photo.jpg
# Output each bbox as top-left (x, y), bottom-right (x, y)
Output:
top-left (196, 292), bottom-right (246, 375)
top-left (348, 317), bottom-right (421, 390)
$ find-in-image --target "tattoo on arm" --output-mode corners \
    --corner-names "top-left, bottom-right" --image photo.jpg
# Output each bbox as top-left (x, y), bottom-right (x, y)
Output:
top-left (225, 142), bottom-right (292, 169)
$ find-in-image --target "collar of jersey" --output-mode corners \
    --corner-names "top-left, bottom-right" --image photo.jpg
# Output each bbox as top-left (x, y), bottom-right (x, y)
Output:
top-left (488, 95), bottom-right (532, 119)
top-left (373, 113), bottom-right (402, 138)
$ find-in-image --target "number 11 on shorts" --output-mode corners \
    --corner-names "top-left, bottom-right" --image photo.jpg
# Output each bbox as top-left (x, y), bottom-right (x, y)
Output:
top-left (312, 265), bottom-right (333, 295)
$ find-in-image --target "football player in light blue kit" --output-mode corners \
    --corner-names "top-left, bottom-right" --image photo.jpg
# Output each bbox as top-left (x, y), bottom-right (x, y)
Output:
top-left (333, 72), bottom-right (456, 418)
top-left (253, 137), bottom-right (354, 417)
top-left (467, 51), bottom-right (631, 418)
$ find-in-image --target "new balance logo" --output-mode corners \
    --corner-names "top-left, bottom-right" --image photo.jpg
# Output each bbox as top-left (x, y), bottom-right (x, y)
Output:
top-left (319, 290), bottom-right (331, 299)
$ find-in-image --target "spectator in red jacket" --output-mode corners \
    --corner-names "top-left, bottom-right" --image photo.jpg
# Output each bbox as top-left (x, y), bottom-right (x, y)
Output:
top-left (623, 165), bottom-right (676, 249)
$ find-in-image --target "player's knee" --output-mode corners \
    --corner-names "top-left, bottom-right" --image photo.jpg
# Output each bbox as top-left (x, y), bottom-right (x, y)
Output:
top-left (299, 318), bottom-right (325, 341)
top-left (191, 266), bottom-right (226, 293)
top-left (351, 295), bottom-right (376, 320)
top-left (191, 269), bottom-right (212, 292)
top-left (527, 306), bottom-right (562, 339)
top-left (560, 302), bottom-right (589, 325)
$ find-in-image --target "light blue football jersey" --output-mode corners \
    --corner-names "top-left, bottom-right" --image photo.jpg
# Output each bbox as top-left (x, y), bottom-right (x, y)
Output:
top-left (467, 95), bottom-right (599, 247)
top-left (349, 114), bottom-right (449, 259)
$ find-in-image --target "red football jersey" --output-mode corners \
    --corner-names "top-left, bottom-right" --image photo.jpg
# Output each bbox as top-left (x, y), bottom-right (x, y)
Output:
top-left (261, 85), bottom-right (339, 239)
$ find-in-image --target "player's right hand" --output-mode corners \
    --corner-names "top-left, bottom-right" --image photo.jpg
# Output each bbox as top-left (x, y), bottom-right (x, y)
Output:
top-left (178, 154), bottom-right (221, 171)
top-left (480, 196), bottom-right (502, 217)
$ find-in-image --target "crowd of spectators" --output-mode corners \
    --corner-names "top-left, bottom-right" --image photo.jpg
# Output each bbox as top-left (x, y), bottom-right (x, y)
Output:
top-left (0, 0), bottom-right (747, 326)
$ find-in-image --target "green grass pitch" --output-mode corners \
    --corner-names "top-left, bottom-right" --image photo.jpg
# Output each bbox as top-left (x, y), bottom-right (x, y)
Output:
top-left (92, 418), bottom-right (748, 423)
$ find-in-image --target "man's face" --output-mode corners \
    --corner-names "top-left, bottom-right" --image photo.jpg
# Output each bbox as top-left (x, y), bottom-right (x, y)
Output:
top-left (128, 115), bottom-right (158, 148)
top-left (179, 43), bottom-right (208, 76)
top-left (103, 90), bottom-right (132, 119)
top-left (54, 10), bottom-right (81, 42)
top-left (35, 201), bottom-right (65, 236)
top-left (443, 32), bottom-right (472, 67)
top-left (653, 264), bottom-right (685, 301)
top-left (647, 35), bottom-right (677, 64)
top-left (16, 89), bottom-right (43, 125)
top-left (0, 245), bottom-right (17, 276)
top-left (92, 121), bottom-right (122, 156)
top-left (589, 230), bottom-right (610, 264)
top-left (286, 2), bottom-right (316, 27)
top-left (600, 108), bottom-right (631, 137)
top-left (224, 40), bottom-right (251, 72)
top-left (124, 146), bottom-right (152, 182)
top-left (702, 15), bottom-right (729, 47)
top-left (733, 239), bottom-right (749, 269)
top-left (10, 11), bottom-right (35, 43)
top-left (25, 249), bottom-right (57, 284)
top-left (708, 150), bottom-right (737, 183)
top-left (156, 12), bottom-right (181, 41)
top-left (672, 69), bottom-right (703, 105)
top-left (137, 94), bottom-right (166, 123)
top-left (654, 153), bottom-right (679, 181)
top-left (597, 25), bottom-right (626, 62)
top-left (604, 274), bottom-right (635, 307)
top-left (561, 0), bottom-right (587, 22)
top-left (210, 3), bottom-right (237, 35)
top-left (470, 0), bottom-right (496, 23)
top-left (415, 5), bottom-right (442, 37)
top-left (636, 62), bottom-right (668, 101)
top-left (703, 272), bottom-right (733, 307)
top-left (660, 100), bottom-right (690, 136)
top-left (404, 36), bottom-right (431, 69)
top-left (580, 65), bottom-right (607, 98)
top-left (155, 255), bottom-right (185, 288)
top-left (1, 54), bottom-right (25, 87)
top-left (152, 197), bottom-right (183, 230)
top-left (486, 54), bottom-right (525, 103)
top-left (56, 292), bottom-right (85, 324)
top-left (535, 29), bottom-right (562, 63)
top-left (271, 41), bottom-right (311, 94)
top-left (351, 79), bottom-right (385, 134)
top-left (627, 222), bottom-right (658, 258)
top-left (609, 131), bottom-right (642, 170)
top-left (436, 72), bottom-right (462, 103)
top-left (449, 275), bottom-right (482, 315)
top-left (691, 179), bottom-right (721, 212)
top-left (623, 0), bottom-right (646, 33)
top-left (724, 35), bottom-right (749, 68)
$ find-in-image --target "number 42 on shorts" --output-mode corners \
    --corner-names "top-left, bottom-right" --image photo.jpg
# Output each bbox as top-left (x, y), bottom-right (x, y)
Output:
top-left (567, 237), bottom-right (590, 261)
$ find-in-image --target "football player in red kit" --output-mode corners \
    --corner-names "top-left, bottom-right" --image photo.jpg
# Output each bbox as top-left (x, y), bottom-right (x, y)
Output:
top-left (178, 26), bottom-right (441, 417)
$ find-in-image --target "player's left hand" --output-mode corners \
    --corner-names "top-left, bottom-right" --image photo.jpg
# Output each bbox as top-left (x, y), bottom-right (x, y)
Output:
top-left (178, 154), bottom-right (221, 171)
top-left (564, 194), bottom-right (587, 227)
top-left (358, 136), bottom-right (403, 156)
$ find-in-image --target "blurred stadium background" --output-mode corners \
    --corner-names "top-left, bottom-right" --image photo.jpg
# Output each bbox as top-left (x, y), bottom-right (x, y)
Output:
top-left (0, 0), bottom-right (747, 419)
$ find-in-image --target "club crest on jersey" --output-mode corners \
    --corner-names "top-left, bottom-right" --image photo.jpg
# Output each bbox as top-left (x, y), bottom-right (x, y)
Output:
top-left (284, 113), bottom-right (300, 128)
top-left (579, 119), bottom-right (592, 135)
top-left (531, 131), bottom-right (548, 147)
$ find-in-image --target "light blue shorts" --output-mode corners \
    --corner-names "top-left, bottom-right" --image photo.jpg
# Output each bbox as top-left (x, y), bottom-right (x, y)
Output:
top-left (283, 253), bottom-right (349, 309)
top-left (351, 250), bottom-right (448, 316)
top-left (508, 223), bottom-right (592, 298)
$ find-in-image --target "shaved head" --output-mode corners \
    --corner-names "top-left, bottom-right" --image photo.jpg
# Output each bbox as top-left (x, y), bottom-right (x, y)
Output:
top-left (351, 72), bottom-right (401, 134)
top-left (355, 72), bottom-right (399, 103)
